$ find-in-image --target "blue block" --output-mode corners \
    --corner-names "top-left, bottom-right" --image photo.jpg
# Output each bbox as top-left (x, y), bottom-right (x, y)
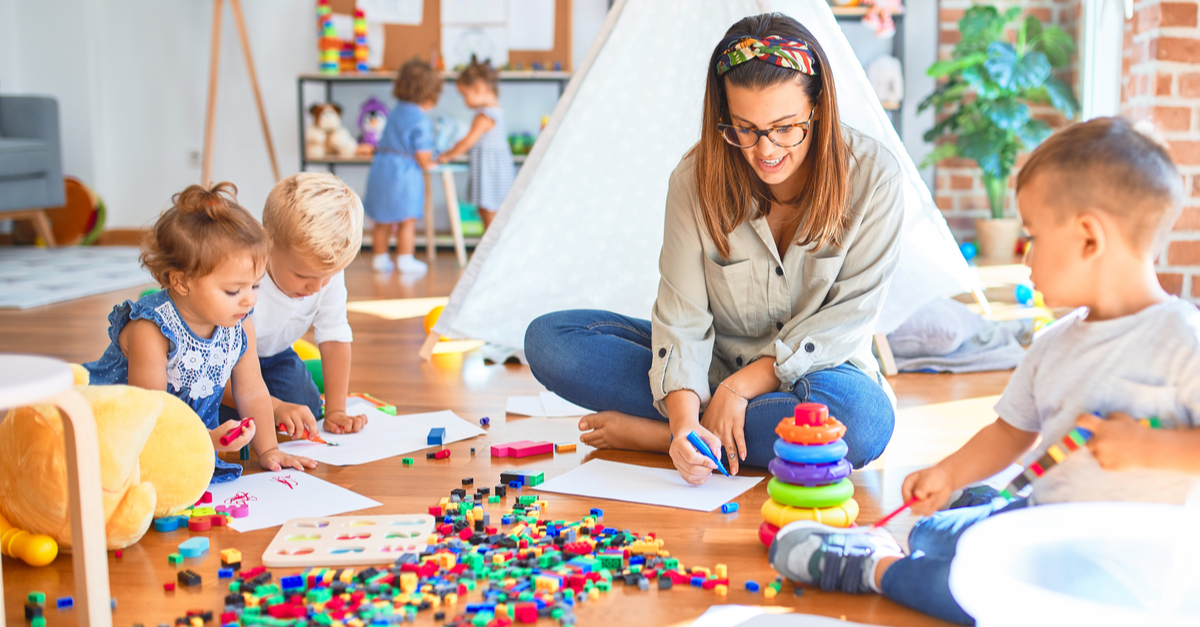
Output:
top-left (589, 508), bottom-right (603, 518)
top-left (56, 596), bottom-right (74, 609)
top-left (177, 537), bottom-right (209, 558)
top-left (428, 427), bottom-right (446, 446)
top-left (218, 568), bottom-right (234, 579)
top-left (153, 517), bottom-right (180, 532)
top-left (745, 580), bottom-right (760, 592)
top-left (721, 502), bottom-right (739, 514)
top-left (281, 575), bottom-right (304, 590)
top-left (508, 481), bottom-right (520, 490)
top-left (629, 556), bottom-right (644, 566)
top-left (690, 576), bottom-right (704, 587)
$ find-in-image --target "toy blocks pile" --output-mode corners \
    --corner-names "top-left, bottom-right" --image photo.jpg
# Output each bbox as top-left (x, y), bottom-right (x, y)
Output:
top-left (152, 492), bottom-right (247, 533)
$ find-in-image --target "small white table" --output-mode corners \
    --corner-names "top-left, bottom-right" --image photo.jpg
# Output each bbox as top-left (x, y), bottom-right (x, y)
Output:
top-left (424, 164), bottom-right (470, 269)
top-left (0, 355), bottom-right (111, 626)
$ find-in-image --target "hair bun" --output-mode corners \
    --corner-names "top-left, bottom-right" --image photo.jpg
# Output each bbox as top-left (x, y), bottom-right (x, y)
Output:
top-left (173, 182), bottom-right (241, 220)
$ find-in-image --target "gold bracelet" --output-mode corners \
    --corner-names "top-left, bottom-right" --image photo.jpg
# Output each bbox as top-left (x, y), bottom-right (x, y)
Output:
top-left (720, 381), bottom-right (748, 401)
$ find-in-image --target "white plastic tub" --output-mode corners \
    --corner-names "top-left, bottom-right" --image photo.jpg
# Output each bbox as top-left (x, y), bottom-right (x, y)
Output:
top-left (950, 502), bottom-right (1200, 627)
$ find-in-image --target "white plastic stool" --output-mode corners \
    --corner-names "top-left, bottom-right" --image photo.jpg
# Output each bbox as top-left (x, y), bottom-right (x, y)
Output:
top-left (0, 354), bottom-right (111, 626)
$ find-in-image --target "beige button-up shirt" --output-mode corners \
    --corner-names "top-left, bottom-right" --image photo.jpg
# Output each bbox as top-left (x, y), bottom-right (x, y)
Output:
top-left (649, 125), bottom-right (903, 415)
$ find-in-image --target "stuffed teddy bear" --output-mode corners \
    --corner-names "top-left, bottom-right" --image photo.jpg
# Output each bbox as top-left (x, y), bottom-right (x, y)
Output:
top-left (306, 102), bottom-right (359, 159)
top-left (0, 369), bottom-right (215, 551)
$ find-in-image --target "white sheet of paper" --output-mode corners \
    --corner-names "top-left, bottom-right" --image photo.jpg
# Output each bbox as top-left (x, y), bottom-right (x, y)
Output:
top-left (278, 399), bottom-right (485, 466)
top-left (534, 459), bottom-right (763, 512)
top-left (507, 0), bottom-right (554, 50)
top-left (367, 21), bottom-right (386, 67)
top-left (692, 606), bottom-right (880, 627)
top-left (441, 0), bottom-right (507, 24)
top-left (207, 472), bottom-right (381, 533)
top-left (442, 25), bottom-right (508, 68)
top-left (505, 396), bottom-right (546, 416)
top-left (358, 0), bottom-right (424, 25)
top-left (538, 392), bottom-right (589, 417)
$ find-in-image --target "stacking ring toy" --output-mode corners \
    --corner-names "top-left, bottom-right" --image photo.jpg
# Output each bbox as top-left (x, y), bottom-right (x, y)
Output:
top-left (773, 438), bottom-right (848, 465)
top-left (768, 457), bottom-right (852, 487)
top-left (758, 520), bottom-right (780, 547)
top-left (767, 477), bottom-right (855, 509)
top-left (761, 497), bottom-right (859, 528)
top-left (775, 403), bottom-right (846, 445)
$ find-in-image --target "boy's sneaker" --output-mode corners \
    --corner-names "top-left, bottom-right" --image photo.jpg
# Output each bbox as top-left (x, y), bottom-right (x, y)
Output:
top-left (768, 521), bottom-right (904, 593)
top-left (372, 254), bottom-right (395, 273)
top-left (396, 254), bottom-right (428, 275)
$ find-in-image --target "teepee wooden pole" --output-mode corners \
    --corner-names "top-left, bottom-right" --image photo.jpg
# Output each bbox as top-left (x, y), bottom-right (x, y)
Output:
top-left (202, 0), bottom-right (224, 186)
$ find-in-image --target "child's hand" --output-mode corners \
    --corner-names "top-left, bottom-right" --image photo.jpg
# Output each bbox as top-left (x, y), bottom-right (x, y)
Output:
top-left (323, 409), bottom-right (369, 434)
top-left (668, 424), bottom-right (720, 486)
top-left (258, 447), bottom-right (318, 472)
top-left (210, 419), bottom-right (256, 452)
top-left (1076, 412), bottom-right (1154, 470)
top-left (275, 402), bottom-right (321, 440)
top-left (902, 465), bottom-right (955, 516)
top-left (436, 154), bottom-right (450, 164)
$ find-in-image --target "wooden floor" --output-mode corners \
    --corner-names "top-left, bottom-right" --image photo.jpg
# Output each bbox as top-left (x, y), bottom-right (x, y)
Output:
top-left (0, 251), bottom-right (1014, 626)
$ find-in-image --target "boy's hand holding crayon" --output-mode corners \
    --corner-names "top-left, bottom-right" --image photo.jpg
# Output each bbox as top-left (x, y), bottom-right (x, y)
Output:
top-left (274, 401), bottom-right (322, 440)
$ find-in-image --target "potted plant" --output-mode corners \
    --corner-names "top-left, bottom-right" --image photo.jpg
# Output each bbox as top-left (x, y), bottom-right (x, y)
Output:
top-left (920, 5), bottom-right (1080, 259)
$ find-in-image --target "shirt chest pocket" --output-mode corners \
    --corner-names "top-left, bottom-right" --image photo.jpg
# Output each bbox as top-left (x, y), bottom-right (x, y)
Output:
top-left (704, 255), bottom-right (767, 338)
top-left (800, 255), bottom-right (843, 305)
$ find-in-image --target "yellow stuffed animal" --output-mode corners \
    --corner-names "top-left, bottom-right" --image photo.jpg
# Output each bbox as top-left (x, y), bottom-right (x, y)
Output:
top-left (0, 370), bottom-right (215, 552)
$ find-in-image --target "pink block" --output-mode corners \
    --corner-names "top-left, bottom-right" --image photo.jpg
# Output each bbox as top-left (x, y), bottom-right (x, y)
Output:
top-left (509, 441), bottom-right (554, 458)
top-left (230, 504), bottom-right (250, 518)
top-left (490, 440), bottom-right (535, 458)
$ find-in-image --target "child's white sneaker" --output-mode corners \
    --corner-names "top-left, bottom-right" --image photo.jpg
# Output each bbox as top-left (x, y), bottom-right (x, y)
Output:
top-left (396, 254), bottom-right (428, 275)
top-left (372, 254), bottom-right (395, 273)
top-left (768, 521), bottom-right (904, 593)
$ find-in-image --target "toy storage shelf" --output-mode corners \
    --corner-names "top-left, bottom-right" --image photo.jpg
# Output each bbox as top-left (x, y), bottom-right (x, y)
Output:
top-left (305, 154), bottom-right (528, 166)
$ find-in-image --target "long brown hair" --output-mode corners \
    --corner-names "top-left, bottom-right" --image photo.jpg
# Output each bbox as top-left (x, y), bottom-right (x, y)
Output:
top-left (695, 13), bottom-right (850, 259)
top-left (141, 182), bottom-right (269, 288)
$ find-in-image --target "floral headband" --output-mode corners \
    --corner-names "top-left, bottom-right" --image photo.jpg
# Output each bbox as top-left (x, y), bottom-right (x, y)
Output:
top-left (716, 35), bottom-right (818, 76)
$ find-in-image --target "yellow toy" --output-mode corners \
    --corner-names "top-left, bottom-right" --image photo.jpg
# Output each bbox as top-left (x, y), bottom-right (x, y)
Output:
top-left (293, 338), bottom-right (321, 361)
top-left (424, 305), bottom-right (445, 335)
top-left (0, 511), bottom-right (57, 566)
top-left (0, 368), bottom-right (215, 552)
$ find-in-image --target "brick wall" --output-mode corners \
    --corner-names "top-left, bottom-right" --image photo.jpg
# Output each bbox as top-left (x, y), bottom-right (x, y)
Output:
top-left (1124, 0), bottom-right (1200, 299)
top-left (934, 0), bottom-right (1082, 240)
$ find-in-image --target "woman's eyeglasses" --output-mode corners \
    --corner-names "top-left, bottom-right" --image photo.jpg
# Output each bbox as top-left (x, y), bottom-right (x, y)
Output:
top-left (718, 107), bottom-right (815, 149)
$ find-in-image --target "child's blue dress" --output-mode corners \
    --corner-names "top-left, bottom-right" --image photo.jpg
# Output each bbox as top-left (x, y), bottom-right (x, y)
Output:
top-left (468, 106), bottom-right (515, 211)
top-left (364, 101), bottom-right (434, 223)
top-left (84, 289), bottom-right (247, 483)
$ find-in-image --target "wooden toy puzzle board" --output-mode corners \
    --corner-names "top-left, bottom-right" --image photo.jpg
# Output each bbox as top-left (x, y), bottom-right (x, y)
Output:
top-left (262, 514), bottom-right (436, 568)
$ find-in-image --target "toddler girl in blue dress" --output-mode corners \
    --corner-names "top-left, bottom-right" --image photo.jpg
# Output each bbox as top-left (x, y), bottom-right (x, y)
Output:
top-left (365, 59), bottom-right (443, 275)
top-left (85, 183), bottom-right (317, 482)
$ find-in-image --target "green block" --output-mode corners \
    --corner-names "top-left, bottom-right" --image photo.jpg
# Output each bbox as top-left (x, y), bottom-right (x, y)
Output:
top-left (402, 458), bottom-right (414, 465)
top-left (312, 614), bottom-right (334, 626)
top-left (471, 612), bottom-right (494, 627)
top-left (489, 495), bottom-right (500, 504)
top-left (304, 358), bottom-right (324, 395)
top-left (517, 495), bottom-right (538, 505)
top-left (245, 606), bottom-right (262, 616)
top-left (27, 591), bottom-right (45, 605)
top-left (598, 554), bottom-right (622, 570)
top-left (630, 564), bottom-right (642, 574)
top-left (167, 553), bottom-right (183, 564)
top-left (663, 557), bottom-right (679, 570)
top-left (31, 617), bottom-right (46, 627)
top-left (597, 580), bottom-right (611, 592)
top-left (551, 607), bottom-right (563, 620)
top-left (524, 472), bottom-right (544, 486)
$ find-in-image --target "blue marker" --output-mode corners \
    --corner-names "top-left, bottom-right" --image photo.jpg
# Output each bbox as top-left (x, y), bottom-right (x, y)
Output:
top-left (686, 431), bottom-right (730, 477)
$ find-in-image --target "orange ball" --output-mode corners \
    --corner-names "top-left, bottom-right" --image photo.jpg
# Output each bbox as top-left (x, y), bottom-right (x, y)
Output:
top-left (424, 306), bottom-right (445, 335)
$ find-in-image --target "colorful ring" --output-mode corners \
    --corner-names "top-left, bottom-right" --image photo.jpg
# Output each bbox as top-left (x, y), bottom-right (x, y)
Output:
top-left (761, 497), bottom-right (859, 528)
top-left (758, 521), bottom-right (780, 547)
top-left (767, 477), bottom-right (854, 509)
top-left (774, 406), bottom-right (846, 445)
top-left (768, 457), bottom-right (851, 487)
top-left (773, 438), bottom-right (848, 465)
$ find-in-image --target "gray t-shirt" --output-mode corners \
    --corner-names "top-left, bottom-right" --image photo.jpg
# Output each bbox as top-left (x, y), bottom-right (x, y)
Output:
top-left (995, 298), bottom-right (1200, 505)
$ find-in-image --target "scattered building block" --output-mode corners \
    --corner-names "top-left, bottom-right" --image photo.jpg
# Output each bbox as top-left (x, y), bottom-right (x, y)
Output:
top-left (177, 570), bottom-right (202, 587)
top-left (554, 443), bottom-right (577, 453)
top-left (220, 549), bottom-right (242, 566)
top-left (433, 449), bottom-right (451, 459)
top-left (427, 427), bottom-right (446, 446)
top-left (56, 596), bottom-right (74, 610)
top-left (168, 553), bottom-right (184, 565)
top-left (178, 537), bottom-right (209, 558)
top-left (491, 440), bottom-right (554, 458)
top-left (163, 582), bottom-right (176, 592)
top-left (402, 457), bottom-right (414, 465)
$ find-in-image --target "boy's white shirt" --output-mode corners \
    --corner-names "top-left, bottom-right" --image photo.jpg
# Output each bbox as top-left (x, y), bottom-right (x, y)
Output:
top-left (252, 270), bottom-right (353, 358)
top-left (995, 297), bottom-right (1200, 505)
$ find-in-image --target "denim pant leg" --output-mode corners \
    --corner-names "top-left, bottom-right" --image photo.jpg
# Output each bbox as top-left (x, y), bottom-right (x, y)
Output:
top-left (260, 348), bottom-right (323, 419)
top-left (525, 310), bottom-right (661, 419)
top-left (880, 498), bottom-right (1030, 625)
top-left (740, 363), bottom-right (896, 469)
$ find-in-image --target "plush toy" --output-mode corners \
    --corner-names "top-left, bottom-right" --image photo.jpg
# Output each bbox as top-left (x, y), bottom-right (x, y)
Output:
top-left (0, 370), bottom-right (215, 552)
top-left (306, 103), bottom-right (358, 159)
top-left (355, 96), bottom-right (390, 156)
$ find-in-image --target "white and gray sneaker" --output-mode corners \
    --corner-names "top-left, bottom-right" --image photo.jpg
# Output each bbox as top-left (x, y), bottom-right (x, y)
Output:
top-left (768, 521), bottom-right (904, 593)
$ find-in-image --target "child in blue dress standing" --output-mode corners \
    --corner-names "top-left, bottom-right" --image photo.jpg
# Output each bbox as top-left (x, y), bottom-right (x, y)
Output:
top-left (438, 56), bottom-right (515, 230)
top-left (85, 183), bottom-right (317, 482)
top-left (365, 59), bottom-right (443, 274)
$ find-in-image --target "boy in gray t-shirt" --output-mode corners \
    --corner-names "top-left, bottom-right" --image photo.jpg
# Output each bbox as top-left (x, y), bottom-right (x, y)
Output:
top-left (768, 117), bottom-right (1200, 625)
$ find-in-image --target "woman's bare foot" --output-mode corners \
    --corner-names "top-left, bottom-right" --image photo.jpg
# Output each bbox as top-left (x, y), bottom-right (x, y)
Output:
top-left (579, 411), bottom-right (672, 452)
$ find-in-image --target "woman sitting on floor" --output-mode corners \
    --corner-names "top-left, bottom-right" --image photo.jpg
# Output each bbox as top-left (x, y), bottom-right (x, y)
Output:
top-left (524, 13), bottom-right (903, 484)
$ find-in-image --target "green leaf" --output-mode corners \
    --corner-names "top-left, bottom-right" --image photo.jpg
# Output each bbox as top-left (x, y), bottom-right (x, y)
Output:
top-left (1017, 118), bottom-right (1052, 150)
top-left (958, 126), bottom-right (1012, 178)
top-left (1042, 76), bottom-right (1080, 119)
top-left (919, 143), bottom-right (959, 170)
top-left (1001, 7), bottom-right (1023, 24)
top-left (927, 53), bottom-right (988, 78)
top-left (922, 113), bottom-right (962, 143)
top-left (960, 5), bottom-right (1002, 43)
top-left (1023, 15), bottom-right (1043, 47)
top-left (984, 99), bottom-right (1030, 131)
top-left (963, 64), bottom-right (1002, 99)
top-left (1014, 51), bottom-right (1051, 90)
top-left (984, 42), bottom-right (1019, 90)
top-left (918, 81), bottom-right (968, 113)
top-left (1035, 25), bottom-right (1075, 67)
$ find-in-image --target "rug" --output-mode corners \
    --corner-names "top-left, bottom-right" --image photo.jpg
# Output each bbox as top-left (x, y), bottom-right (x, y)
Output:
top-left (0, 246), bottom-right (154, 309)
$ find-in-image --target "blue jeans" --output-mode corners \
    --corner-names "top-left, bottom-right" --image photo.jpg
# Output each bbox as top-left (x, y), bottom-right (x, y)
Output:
top-left (218, 348), bottom-right (322, 423)
top-left (881, 497), bottom-right (1030, 624)
top-left (524, 310), bottom-right (895, 469)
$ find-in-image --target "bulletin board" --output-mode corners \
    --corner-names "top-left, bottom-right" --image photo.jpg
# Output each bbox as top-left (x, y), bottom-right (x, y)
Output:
top-left (330, 0), bottom-right (572, 71)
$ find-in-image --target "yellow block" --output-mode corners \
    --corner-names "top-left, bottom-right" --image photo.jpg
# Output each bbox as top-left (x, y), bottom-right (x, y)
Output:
top-left (715, 564), bottom-right (727, 579)
top-left (1047, 444), bottom-right (1065, 463)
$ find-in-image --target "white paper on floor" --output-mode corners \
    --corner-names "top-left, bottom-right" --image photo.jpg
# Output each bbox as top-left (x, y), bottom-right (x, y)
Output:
top-left (691, 606), bottom-right (881, 627)
top-left (206, 471), bottom-right (381, 533)
top-left (278, 398), bottom-right (485, 466)
top-left (533, 459), bottom-right (762, 512)
top-left (505, 392), bottom-right (590, 417)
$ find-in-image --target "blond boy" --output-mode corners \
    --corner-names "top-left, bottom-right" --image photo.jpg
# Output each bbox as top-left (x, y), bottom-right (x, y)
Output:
top-left (769, 117), bottom-right (1200, 624)
top-left (221, 173), bottom-right (369, 435)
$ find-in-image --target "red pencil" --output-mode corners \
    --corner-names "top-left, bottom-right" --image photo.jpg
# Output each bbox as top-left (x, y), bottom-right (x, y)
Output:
top-left (873, 497), bottom-right (920, 528)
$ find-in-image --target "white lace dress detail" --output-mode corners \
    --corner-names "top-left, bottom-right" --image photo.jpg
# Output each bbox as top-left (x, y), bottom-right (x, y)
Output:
top-left (158, 302), bottom-right (244, 400)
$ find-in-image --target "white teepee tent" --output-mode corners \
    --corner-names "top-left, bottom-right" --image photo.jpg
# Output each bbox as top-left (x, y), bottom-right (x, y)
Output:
top-left (432, 0), bottom-right (977, 352)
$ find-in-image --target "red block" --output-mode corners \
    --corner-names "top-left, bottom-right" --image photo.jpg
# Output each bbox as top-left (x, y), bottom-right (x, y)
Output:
top-left (163, 582), bottom-right (175, 592)
top-left (221, 612), bottom-right (237, 624)
top-left (433, 449), bottom-right (451, 459)
top-left (429, 506), bottom-right (443, 516)
top-left (702, 578), bottom-right (729, 590)
top-left (485, 525), bottom-right (497, 534)
top-left (514, 602), bottom-right (538, 623)
top-left (188, 517), bottom-right (211, 532)
top-left (458, 527), bottom-right (474, 540)
top-left (567, 575), bottom-right (587, 592)
top-left (209, 515), bottom-right (228, 527)
top-left (439, 524), bottom-right (454, 536)
top-left (458, 583), bottom-right (468, 596)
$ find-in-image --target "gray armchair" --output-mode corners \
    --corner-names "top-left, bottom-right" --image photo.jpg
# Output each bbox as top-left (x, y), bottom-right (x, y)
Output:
top-left (0, 96), bottom-right (64, 246)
